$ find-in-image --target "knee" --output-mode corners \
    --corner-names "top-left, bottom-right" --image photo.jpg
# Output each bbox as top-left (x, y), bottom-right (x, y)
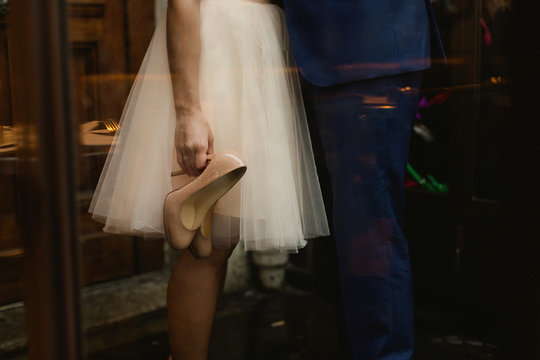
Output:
top-left (178, 244), bottom-right (235, 267)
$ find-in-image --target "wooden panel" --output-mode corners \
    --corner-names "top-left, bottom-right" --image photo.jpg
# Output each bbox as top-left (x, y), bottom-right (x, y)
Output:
top-left (92, 0), bottom-right (128, 122)
top-left (0, 0), bottom-right (159, 306)
top-left (0, 212), bottom-right (21, 251)
top-left (126, 0), bottom-right (155, 73)
top-left (78, 150), bottom-right (108, 195)
top-left (0, 10), bottom-right (22, 306)
top-left (135, 238), bottom-right (165, 273)
top-left (68, 0), bottom-right (162, 286)
top-left (80, 234), bottom-right (135, 285)
top-left (0, 18), bottom-right (11, 127)
top-left (68, 0), bottom-right (129, 125)
top-left (68, 16), bottom-right (104, 42)
top-left (69, 2), bottom-right (106, 18)
top-left (0, 250), bottom-right (23, 304)
top-left (70, 42), bottom-right (99, 125)
top-left (79, 198), bottom-right (107, 234)
top-left (0, 167), bottom-right (16, 218)
top-left (69, 0), bottom-right (134, 289)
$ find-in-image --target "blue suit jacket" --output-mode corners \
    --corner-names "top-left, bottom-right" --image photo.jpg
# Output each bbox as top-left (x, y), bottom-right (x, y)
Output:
top-left (283, 0), bottom-right (444, 86)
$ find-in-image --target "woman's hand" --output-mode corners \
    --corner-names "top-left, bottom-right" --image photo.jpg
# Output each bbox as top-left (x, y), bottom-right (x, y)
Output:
top-left (175, 108), bottom-right (214, 177)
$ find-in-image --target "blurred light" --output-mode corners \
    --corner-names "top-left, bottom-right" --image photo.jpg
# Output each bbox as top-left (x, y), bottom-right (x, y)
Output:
top-left (490, 76), bottom-right (503, 84)
top-left (0, 248), bottom-right (24, 258)
top-left (362, 95), bottom-right (396, 109)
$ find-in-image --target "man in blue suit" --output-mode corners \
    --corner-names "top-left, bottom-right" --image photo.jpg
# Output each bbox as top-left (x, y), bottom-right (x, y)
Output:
top-left (283, 1), bottom-right (444, 359)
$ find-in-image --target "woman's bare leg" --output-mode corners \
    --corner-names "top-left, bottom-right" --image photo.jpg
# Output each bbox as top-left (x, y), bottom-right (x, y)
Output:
top-left (167, 246), bottom-right (235, 360)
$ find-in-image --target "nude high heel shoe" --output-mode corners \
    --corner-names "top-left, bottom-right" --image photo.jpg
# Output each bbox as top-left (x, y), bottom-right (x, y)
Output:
top-left (163, 151), bottom-right (246, 250)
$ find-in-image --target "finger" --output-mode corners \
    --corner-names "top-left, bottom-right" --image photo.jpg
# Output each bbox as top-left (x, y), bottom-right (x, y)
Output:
top-left (177, 151), bottom-right (188, 174)
top-left (178, 149), bottom-right (194, 177)
top-left (194, 148), bottom-right (207, 173)
top-left (184, 150), bottom-right (197, 177)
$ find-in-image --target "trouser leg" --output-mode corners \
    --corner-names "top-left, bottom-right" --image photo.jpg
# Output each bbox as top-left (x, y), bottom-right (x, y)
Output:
top-left (305, 72), bottom-right (423, 360)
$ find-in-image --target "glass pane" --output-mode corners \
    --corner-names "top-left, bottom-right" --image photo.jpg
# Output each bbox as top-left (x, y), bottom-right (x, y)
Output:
top-left (0, 0), bottom-right (28, 358)
top-left (65, 0), bottom-right (169, 357)
top-left (406, 0), bottom-right (464, 195)
top-left (474, 0), bottom-right (513, 201)
top-left (408, 0), bottom-right (514, 201)
top-left (66, 1), bottom-right (303, 357)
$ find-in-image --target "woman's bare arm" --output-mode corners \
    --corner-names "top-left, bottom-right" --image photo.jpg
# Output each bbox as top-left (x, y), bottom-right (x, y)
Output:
top-left (167, 0), bottom-right (214, 176)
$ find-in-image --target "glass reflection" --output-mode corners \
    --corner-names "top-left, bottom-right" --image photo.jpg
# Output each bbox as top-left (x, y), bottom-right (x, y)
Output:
top-left (0, 1), bottom-right (27, 358)
top-left (475, 0), bottom-right (513, 201)
top-left (0, 0), bottom-right (524, 358)
top-left (66, 1), bottom-right (169, 357)
top-left (407, 0), bottom-right (513, 201)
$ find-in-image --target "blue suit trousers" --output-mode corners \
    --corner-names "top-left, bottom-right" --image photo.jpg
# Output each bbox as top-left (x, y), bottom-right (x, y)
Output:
top-left (303, 71), bottom-right (423, 360)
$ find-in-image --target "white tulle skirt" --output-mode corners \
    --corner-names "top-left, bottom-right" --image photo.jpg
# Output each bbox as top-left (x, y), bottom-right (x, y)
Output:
top-left (89, 0), bottom-right (329, 252)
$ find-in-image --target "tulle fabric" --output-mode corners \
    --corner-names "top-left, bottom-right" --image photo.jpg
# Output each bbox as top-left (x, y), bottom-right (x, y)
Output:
top-left (89, 0), bottom-right (329, 252)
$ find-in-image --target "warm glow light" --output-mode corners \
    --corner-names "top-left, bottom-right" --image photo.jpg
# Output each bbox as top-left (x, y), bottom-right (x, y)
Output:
top-left (490, 76), bottom-right (503, 84)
